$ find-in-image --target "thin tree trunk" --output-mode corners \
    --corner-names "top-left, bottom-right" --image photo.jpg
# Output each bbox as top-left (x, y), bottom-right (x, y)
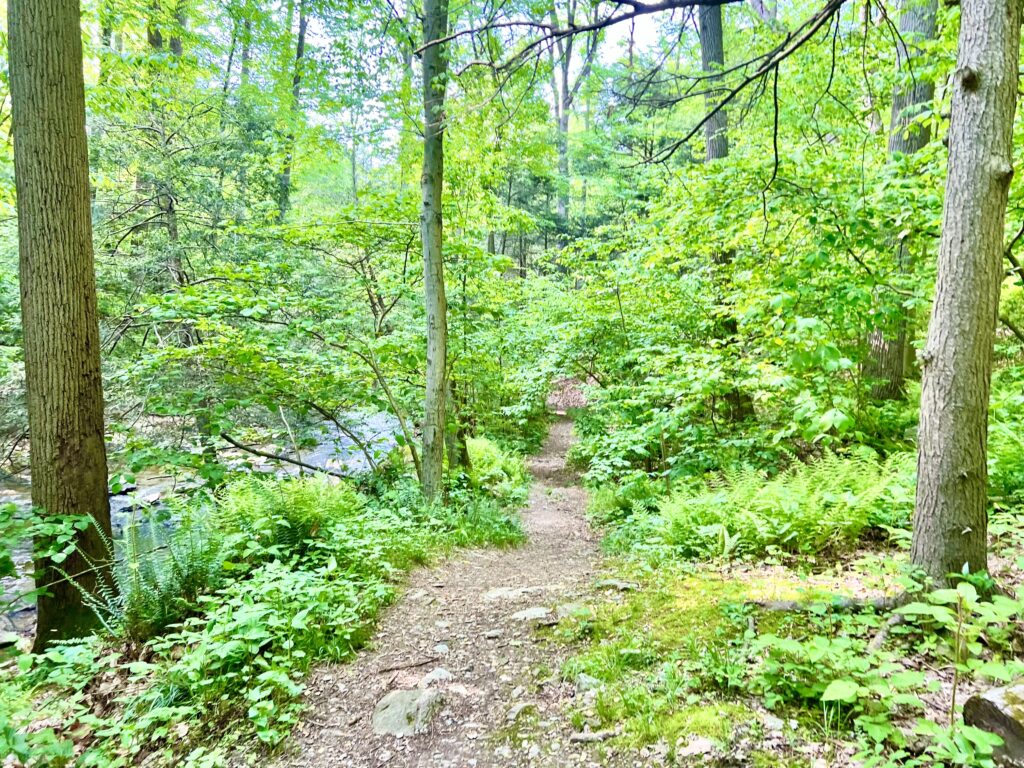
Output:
top-left (911, 0), bottom-right (1021, 585)
top-left (420, 0), bottom-right (450, 502)
top-left (279, 0), bottom-right (308, 218)
top-left (865, 0), bottom-right (937, 401)
top-left (240, 17), bottom-right (252, 86)
top-left (557, 86), bottom-right (570, 222)
top-left (9, 0), bottom-right (114, 651)
top-left (548, 2), bottom-right (596, 231)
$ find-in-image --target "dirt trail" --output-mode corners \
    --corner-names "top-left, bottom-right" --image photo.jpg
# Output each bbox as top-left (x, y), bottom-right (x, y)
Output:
top-left (282, 418), bottom-right (613, 768)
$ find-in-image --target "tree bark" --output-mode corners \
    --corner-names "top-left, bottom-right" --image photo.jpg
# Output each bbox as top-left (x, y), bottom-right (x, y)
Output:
top-left (911, 0), bottom-right (1021, 585)
top-left (9, 0), bottom-right (114, 650)
top-left (699, 6), bottom-right (728, 162)
top-left (420, 0), bottom-right (450, 502)
top-left (698, 6), bottom-right (753, 420)
top-left (278, 0), bottom-right (308, 218)
top-left (865, 0), bottom-right (937, 401)
top-left (240, 16), bottom-right (252, 86)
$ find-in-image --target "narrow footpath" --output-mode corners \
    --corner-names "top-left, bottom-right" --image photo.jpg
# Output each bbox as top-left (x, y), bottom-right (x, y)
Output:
top-left (283, 418), bottom-right (621, 768)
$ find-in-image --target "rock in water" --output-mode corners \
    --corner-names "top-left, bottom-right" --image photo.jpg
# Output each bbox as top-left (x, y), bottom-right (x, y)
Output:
top-left (963, 684), bottom-right (1024, 764)
top-left (371, 689), bottom-right (444, 737)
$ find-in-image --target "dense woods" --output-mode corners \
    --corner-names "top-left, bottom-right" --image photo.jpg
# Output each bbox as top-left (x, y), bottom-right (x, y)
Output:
top-left (5, 0), bottom-right (1024, 766)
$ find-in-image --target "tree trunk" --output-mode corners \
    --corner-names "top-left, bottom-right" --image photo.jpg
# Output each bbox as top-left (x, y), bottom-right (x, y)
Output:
top-left (911, 0), bottom-right (1021, 585)
top-left (865, 0), bottom-right (937, 401)
top-left (9, 0), bottom-right (114, 651)
top-left (749, 0), bottom-right (777, 23)
top-left (699, 6), bottom-right (753, 420)
top-left (420, 0), bottom-right (450, 502)
top-left (279, 0), bottom-right (308, 218)
top-left (240, 17), bottom-right (252, 86)
top-left (699, 6), bottom-right (728, 162)
top-left (557, 87), bottom-right (570, 222)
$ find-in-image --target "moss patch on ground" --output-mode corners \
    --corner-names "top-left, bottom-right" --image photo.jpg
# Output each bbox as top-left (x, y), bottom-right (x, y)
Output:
top-left (555, 563), bottom-right (871, 762)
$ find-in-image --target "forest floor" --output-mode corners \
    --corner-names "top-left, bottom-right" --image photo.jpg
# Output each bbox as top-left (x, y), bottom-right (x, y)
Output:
top-left (279, 418), bottom-right (635, 768)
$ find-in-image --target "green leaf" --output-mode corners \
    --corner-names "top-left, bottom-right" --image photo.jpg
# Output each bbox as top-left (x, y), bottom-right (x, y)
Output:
top-left (821, 679), bottom-right (860, 703)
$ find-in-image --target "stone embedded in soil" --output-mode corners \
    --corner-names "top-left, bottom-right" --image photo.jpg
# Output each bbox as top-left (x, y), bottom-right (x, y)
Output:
top-left (371, 688), bottom-right (444, 737)
top-left (484, 586), bottom-right (537, 601)
top-left (418, 667), bottom-right (453, 688)
top-left (506, 702), bottom-right (536, 722)
top-left (0, 631), bottom-right (18, 649)
top-left (575, 673), bottom-right (602, 694)
top-left (595, 578), bottom-right (639, 592)
top-left (483, 628), bottom-right (502, 639)
top-left (964, 683), bottom-right (1024, 763)
top-left (511, 606), bottom-right (551, 622)
top-left (676, 735), bottom-right (715, 757)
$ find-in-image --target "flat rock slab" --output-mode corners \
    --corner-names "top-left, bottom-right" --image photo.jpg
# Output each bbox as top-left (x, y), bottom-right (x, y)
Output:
top-left (371, 688), bottom-right (444, 737)
top-left (511, 606), bottom-right (551, 622)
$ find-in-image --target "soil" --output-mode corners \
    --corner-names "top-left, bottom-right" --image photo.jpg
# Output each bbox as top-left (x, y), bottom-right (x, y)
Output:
top-left (279, 418), bottom-right (628, 768)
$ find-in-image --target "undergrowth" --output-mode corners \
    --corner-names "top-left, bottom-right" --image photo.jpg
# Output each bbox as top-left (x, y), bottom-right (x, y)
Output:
top-left (592, 450), bottom-right (916, 561)
top-left (0, 439), bottom-right (527, 767)
top-left (556, 566), bottom-right (1024, 767)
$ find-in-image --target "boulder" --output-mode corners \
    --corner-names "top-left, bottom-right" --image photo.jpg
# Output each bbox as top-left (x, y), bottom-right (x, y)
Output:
top-left (963, 683), bottom-right (1024, 765)
top-left (371, 689), bottom-right (444, 737)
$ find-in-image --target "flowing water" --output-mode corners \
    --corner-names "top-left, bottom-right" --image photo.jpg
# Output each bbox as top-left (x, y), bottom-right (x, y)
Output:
top-left (1, 413), bottom-right (399, 639)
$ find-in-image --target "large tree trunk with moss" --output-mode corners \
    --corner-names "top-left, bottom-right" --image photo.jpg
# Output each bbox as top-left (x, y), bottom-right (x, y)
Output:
top-left (420, 0), bottom-right (450, 502)
top-left (911, 0), bottom-right (1021, 585)
top-left (9, 0), bottom-right (114, 651)
top-left (865, 0), bottom-right (937, 401)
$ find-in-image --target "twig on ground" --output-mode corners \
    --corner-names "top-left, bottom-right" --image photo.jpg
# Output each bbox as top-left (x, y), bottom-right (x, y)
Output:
top-left (748, 592), bottom-right (910, 613)
top-left (868, 613), bottom-right (908, 651)
top-left (374, 656), bottom-right (440, 675)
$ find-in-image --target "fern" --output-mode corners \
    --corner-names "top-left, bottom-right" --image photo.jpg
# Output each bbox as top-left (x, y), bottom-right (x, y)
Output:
top-left (656, 451), bottom-right (916, 559)
top-left (74, 513), bottom-right (225, 644)
top-left (213, 475), bottom-right (365, 560)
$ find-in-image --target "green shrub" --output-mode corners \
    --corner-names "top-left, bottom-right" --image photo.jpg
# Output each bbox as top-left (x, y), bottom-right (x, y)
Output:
top-left (466, 437), bottom-right (528, 502)
top-left (213, 475), bottom-right (366, 561)
top-left (656, 451), bottom-right (916, 559)
top-left (589, 473), bottom-right (662, 526)
top-left (9, 471), bottom-right (525, 764)
top-left (430, 494), bottom-right (526, 549)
